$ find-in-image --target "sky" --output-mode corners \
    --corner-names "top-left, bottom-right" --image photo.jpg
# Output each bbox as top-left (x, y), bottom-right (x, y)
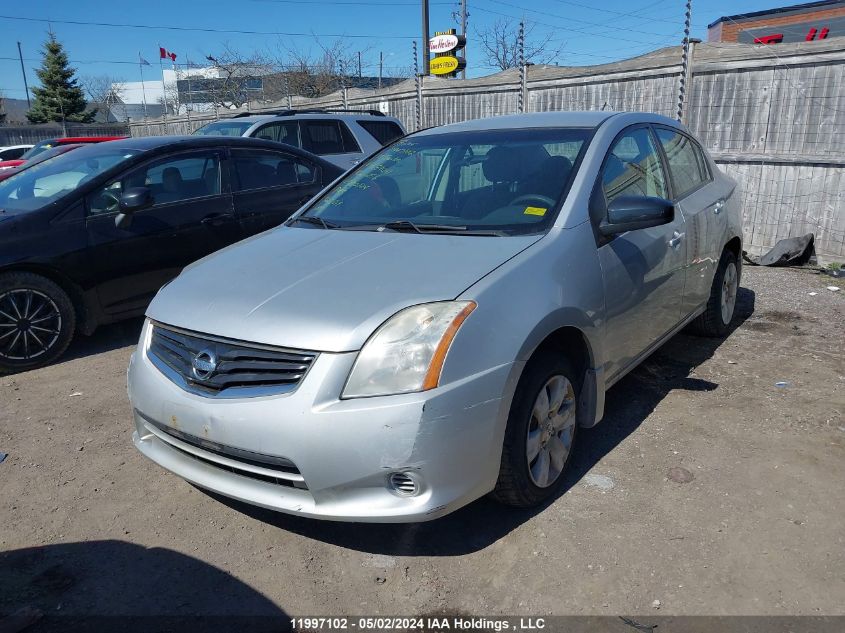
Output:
top-left (0, 0), bottom-right (790, 101)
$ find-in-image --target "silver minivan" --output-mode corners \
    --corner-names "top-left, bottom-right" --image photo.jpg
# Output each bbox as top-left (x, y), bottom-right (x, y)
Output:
top-left (129, 112), bottom-right (742, 522)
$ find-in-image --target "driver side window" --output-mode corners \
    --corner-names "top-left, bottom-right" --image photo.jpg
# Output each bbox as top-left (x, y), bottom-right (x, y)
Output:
top-left (88, 152), bottom-right (221, 216)
top-left (601, 128), bottom-right (668, 204)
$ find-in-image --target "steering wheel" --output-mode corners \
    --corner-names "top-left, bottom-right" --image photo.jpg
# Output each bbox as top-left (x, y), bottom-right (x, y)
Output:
top-left (508, 194), bottom-right (556, 208)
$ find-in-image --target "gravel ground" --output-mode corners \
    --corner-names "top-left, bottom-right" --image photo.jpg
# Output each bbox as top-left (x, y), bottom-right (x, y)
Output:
top-left (0, 265), bottom-right (843, 626)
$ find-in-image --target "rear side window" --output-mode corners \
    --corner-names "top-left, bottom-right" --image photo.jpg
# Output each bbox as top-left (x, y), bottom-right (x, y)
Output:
top-left (231, 149), bottom-right (315, 192)
top-left (301, 120), bottom-right (360, 155)
top-left (253, 121), bottom-right (300, 148)
top-left (357, 120), bottom-right (404, 146)
top-left (655, 128), bottom-right (710, 198)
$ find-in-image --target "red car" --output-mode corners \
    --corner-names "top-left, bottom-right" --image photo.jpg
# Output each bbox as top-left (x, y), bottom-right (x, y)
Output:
top-left (0, 136), bottom-right (127, 171)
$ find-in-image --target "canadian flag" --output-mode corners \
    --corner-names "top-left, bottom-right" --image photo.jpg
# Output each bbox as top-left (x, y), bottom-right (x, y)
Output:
top-left (159, 47), bottom-right (177, 62)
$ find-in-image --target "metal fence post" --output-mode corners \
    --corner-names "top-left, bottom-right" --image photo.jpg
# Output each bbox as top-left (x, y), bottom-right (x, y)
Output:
top-left (414, 41), bottom-right (423, 130)
top-left (677, 0), bottom-right (693, 122)
top-left (518, 21), bottom-right (526, 113)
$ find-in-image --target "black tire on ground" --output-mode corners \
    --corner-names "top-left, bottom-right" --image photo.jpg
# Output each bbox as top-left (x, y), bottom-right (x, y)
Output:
top-left (690, 248), bottom-right (739, 338)
top-left (492, 351), bottom-right (580, 508)
top-left (0, 272), bottom-right (76, 375)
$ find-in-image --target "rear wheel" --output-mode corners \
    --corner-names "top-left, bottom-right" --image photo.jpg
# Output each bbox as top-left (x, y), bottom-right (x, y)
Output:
top-left (690, 249), bottom-right (739, 337)
top-left (0, 273), bottom-right (76, 374)
top-left (492, 352), bottom-right (579, 507)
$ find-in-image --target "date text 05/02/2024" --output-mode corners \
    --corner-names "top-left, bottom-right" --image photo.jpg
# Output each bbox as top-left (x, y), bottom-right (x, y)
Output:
top-left (290, 617), bottom-right (547, 631)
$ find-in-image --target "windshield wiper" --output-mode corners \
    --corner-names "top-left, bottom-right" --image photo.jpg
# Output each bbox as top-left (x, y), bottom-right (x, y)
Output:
top-left (287, 215), bottom-right (339, 229)
top-left (380, 220), bottom-right (504, 236)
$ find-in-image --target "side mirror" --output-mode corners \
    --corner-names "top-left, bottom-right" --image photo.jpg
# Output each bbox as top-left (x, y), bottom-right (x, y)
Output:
top-left (598, 196), bottom-right (674, 237)
top-left (115, 187), bottom-right (153, 229)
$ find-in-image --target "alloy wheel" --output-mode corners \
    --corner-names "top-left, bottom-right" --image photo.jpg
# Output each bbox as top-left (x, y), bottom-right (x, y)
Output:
top-left (0, 288), bottom-right (63, 361)
top-left (526, 374), bottom-right (577, 488)
top-left (721, 261), bottom-right (738, 325)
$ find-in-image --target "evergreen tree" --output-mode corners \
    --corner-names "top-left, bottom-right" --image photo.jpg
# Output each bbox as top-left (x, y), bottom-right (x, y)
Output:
top-left (27, 33), bottom-right (96, 124)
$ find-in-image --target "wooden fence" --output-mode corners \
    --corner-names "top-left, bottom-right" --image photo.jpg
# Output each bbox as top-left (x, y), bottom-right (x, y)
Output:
top-left (0, 124), bottom-right (129, 146)
top-left (129, 39), bottom-right (845, 261)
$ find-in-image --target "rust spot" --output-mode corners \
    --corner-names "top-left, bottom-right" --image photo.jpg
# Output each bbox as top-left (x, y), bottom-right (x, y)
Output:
top-left (170, 415), bottom-right (179, 429)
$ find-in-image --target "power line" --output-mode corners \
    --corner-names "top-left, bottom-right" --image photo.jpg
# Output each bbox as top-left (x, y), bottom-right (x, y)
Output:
top-left (0, 14), bottom-right (417, 39)
top-left (548, 0), bottom-right (681, 25)
top-left (250, 0), bottom-right (451, 4)
top-left (485, 0), bottom-right (681, 38)
top-left (471, 3), bottom-right (679, 47)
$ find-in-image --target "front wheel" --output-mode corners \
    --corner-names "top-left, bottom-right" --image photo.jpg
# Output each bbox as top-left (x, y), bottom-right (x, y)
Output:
top-left (0, 273), bottom-right (76, 374)
top-left (690, 249), bottom-right (739, 337)
top-left (492, 352), bottom-right (579, 507)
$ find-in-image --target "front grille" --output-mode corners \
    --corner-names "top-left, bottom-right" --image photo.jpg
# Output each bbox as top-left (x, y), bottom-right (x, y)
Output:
top-left (148, 323), bottom-right (317, 397)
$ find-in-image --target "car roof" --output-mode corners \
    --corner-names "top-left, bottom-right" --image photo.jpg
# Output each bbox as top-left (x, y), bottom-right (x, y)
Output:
top-left (211, 112), bottom-right (398, 124)
top-left (412, 111), bottom-right (681, 136)
top-left (80, 134), bottom-right (342, 169)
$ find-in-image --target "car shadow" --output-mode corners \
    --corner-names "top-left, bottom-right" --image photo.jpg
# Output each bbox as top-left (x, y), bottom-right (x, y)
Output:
top-left (60, 317), bottom-right (145, 364)
top-left (210, 288), bottom-right (756, 557)
top-left (0, 540), bottom-right (289, 632)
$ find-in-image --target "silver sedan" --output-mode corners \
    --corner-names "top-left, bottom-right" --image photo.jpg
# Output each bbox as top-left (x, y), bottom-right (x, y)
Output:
top-left (128, 111), bottom-right (742, 522)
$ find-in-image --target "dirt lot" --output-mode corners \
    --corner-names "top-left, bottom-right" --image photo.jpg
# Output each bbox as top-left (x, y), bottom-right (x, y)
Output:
top-left (1, 265), bottom-right (843, 625)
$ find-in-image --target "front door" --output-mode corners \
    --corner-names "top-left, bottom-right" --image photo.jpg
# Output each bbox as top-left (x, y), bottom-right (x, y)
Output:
top-left (230, 147), bottom-right (325, 235)
top-left (596, 126), bottom-right (688, 383)
top-left (85, 149), bottom-right (239, 318)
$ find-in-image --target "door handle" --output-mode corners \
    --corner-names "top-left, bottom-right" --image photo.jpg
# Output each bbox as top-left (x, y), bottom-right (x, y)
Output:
top-left (668, 231), bottom-right (684, 248)
top-left (713, 200), bottom-right (725, 215)
top-left (201, 213), bottom-right (234, 227)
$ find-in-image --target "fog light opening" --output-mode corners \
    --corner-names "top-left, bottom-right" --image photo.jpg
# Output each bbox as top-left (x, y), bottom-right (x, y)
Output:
top-left (388, 471), bottom-right (420, 497)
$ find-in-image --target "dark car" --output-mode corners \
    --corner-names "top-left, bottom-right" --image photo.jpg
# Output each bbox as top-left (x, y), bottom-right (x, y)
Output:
top-left (0, 135), bottom-right (343, 373)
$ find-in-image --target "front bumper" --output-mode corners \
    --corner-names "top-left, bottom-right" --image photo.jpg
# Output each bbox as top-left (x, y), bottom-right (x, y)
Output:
top-left (129, 322), bottom-right (521, 523)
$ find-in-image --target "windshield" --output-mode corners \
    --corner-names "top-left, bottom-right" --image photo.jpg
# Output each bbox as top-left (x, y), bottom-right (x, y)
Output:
top-left (0, 145), bottom-right (142, 214)
top-left (20, 140), bottom-right (58, 160)
top-left (302, 128), bottom-right (593, 235)
top-left (193, 121), bottom-right (254, 136)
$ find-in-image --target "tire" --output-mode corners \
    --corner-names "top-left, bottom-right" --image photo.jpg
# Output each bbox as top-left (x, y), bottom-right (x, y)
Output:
top-left (0, 272), bottom-right (76, 374)
top-left (492, 351), bottom-right (580, 508)
top-left (690, 249), bottom-right (739, 338)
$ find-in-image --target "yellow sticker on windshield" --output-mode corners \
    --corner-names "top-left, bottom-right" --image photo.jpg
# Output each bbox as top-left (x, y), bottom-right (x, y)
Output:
top-left (524, 206), bottom-right (547, 216)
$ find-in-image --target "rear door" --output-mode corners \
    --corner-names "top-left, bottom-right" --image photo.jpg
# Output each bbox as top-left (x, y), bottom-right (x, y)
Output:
top-left (300, 119), bottom-right (361, 170)
top-left (84, 149), bottom-right (239, 318)
top-left (653, 126), bottom-right (725, 318)
top-left (595, 125), bottom-right (688, 382)
top-left (231, 147), bottom-right (324, 235)
top-left (251, 120), bottom-right (301, 149)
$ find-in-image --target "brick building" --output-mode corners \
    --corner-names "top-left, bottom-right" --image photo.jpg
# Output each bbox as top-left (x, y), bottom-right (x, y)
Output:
top-left (707, 0), bottom-right (845, 44)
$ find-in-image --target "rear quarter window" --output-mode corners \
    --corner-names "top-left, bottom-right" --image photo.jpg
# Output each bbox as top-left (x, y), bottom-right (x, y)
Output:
top-left (301, 120), bottom-right (360, 155)
top-left (357, 120), bottom-right (404, 146)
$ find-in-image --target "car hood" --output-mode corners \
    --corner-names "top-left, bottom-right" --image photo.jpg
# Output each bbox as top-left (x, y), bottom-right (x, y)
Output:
top-left (147, 226), bottom-right (541, 352)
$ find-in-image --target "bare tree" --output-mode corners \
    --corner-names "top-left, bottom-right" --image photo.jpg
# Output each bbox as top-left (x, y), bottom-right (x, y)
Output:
top-left (273, 38), bottom-right (365, 98)
top-left (204, 44), bottom-right (272, 109)
top-left (81, 75), bottom-right (126, 120)
top-left (157, 82), bottom-right (183, 116)
top-left (474, 19), bottom-right (562, 71)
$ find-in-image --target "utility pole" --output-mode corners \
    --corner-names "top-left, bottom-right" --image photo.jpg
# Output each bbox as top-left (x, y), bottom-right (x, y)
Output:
top-left (358, 51), bottom-right (362, 78)
top-left (378, 51), bottom-right (383, 90)
top-left (17, 42), bottom-right (31, 107)
top-left (460, 0), bottom-right (468, 79)
top-left (422, 0), bottom-right (430, 76)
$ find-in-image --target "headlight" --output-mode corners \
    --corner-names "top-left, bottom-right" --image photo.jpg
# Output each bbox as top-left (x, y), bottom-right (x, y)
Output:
top-left (342, 301), bottom-right (476, 398)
